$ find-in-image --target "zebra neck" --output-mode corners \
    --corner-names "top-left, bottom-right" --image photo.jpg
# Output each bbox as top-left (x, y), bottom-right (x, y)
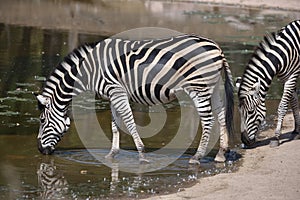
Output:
top-left (42, 43), bottom-right (98, 112)
top-left (240, 62), bottom-right (275, 99)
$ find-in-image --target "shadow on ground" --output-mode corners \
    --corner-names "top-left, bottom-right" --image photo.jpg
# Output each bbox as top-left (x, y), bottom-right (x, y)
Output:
top-left (244, 131), bottom-right (300, 149)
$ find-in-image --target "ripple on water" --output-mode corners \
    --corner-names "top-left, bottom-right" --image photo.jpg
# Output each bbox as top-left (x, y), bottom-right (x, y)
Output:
top-left (53, 148), bottom-right (241, 198)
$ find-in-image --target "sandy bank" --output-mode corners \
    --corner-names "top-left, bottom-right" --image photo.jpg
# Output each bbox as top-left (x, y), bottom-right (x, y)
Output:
top-left (146, 113), bottom-right (300, 200)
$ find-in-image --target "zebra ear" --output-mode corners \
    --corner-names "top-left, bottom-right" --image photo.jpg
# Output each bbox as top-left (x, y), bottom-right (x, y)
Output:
top-left (65, 116), bottom-right (70, 126)
top-left (248, 80), bottom-right (261, 96)
top-left (252, 80), bottom-right (261, 93)
top-left (65, 116), bottom-right (71, 131)
top-left (35, 94), bottom-right (50, 106)
top-left (235, 77), bottom-right (242, 90)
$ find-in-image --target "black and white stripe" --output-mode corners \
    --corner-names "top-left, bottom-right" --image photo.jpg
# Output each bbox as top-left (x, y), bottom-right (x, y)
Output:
top-left (238, 20), bottom-right (300, 146)
top-left (36, 34), bottom-right (234, 164)
top-left (37, 162), bottom-right (68, 199)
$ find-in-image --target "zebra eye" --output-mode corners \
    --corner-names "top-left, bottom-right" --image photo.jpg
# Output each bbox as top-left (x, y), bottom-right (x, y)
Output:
top-left (40, 118), bottom-right (45, 124)
top-left (248, 109), bottom-right (255, 114)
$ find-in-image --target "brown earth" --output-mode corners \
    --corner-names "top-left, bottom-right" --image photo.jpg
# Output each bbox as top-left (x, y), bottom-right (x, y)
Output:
top-left (145, 113), bottom-right (300, 200)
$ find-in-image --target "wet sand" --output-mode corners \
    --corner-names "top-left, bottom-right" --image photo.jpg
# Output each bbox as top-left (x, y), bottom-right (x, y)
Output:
top-left (146, 113), bottom-right (300, 200)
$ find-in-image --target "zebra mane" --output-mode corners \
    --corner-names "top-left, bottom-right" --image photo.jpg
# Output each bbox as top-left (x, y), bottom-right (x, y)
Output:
top-left (60, 42), bottom-right (97, 71)
top-left (43, 42), bottom-right (98, 97)
top-left (258, 31), bottom-right (277, 52)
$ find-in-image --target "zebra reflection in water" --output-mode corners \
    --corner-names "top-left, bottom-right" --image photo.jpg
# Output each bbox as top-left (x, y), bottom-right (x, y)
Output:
top-left (37, 161), bottom-right (120, 198)
top-left (37, 161), bottom-right (68, 199)
top-left (36, 160), bottom-right (166, 198)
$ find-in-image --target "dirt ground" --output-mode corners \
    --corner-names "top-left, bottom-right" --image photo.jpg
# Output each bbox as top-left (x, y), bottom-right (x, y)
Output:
top-left (145, 113), bottom-right (300, 200)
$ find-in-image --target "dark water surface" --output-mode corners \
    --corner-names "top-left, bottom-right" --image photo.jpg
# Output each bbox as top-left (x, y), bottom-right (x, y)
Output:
top-left (0, 0), bottom-right (299, 199)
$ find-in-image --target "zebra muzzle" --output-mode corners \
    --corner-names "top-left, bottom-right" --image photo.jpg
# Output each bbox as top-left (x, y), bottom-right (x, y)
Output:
top-left (38, 139), bottom-right (55, 155)
top-left (241, 131), bottom-right (256, 147)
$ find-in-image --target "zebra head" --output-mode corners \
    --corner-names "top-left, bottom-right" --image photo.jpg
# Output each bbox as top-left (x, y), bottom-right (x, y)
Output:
top-left (237, 79), bottom-right (266, 146)
top-left (35, 94), bottom-right (71, 155)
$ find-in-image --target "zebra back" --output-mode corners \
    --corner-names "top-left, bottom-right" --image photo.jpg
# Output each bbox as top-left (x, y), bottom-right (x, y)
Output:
top-left (239, 20), bottom-right (300, 99)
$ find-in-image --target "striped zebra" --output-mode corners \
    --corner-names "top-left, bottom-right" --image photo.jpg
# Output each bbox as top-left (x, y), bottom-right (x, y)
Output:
top-left (35, 34), bottom-right (234, 164)
top-left (237, 20), bottom-right (300, 147)
top-left (37, 162), bottom-right (68, 199)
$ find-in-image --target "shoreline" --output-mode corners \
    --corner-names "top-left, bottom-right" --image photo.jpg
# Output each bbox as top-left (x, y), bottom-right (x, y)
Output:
top-left (145, 112), bottom-right (300, 200)
top-left (181, 0), bottom-right (300, 11)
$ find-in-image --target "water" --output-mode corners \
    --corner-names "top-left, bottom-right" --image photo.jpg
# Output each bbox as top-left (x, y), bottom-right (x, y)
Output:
top-left (0, 0), bottom-right (299, 199)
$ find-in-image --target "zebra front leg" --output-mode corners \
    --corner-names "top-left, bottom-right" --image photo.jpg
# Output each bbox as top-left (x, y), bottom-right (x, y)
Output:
top-left (272, 79), bottom-right (297, 147)
top-left (109, 90), bottom-right (149, 163)
top-left (105, 119), bottom-right (120, 159)
top-left (290, 89), bottom-right (300, 139)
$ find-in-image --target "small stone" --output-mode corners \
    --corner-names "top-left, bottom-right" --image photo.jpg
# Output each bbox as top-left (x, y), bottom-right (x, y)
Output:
top-left (270, 140), bottom-right (279, 148)
top-left (227, 160), bottom-right (233, 165)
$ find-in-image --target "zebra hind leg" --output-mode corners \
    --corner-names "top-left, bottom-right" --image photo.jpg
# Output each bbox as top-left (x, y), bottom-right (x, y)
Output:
top-left (188, 91), bottom-right (214, 165)
top-left (210, 84), bottom-right (229, 163)
top-left (214, 107), bottom-right (229, 163)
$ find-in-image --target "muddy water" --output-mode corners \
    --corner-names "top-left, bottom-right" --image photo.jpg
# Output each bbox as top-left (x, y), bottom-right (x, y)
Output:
top-left (0, 0), bottom-right (299, 199)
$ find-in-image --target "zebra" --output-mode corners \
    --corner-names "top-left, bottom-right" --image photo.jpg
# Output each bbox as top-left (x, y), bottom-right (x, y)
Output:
top-left (237, 20), bottom-right (300, 147)
top-left (37, 161), bottom-right (68, 199)
top-left (35, 34), bottom-right (234, 164)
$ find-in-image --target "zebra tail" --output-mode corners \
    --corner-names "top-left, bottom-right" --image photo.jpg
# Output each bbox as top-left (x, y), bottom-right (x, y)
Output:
top-left (223, 57), bottom-right (234, 137)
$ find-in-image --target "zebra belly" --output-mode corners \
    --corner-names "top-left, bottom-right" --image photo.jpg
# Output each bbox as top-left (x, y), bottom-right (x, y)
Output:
top-left (126, 83), bottom-right (180, 105)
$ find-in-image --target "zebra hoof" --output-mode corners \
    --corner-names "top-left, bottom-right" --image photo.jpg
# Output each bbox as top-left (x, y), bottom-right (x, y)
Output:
top-left (270, 139), bottom-right (279, 148)
top-left (214, 154), bottom-right (226, 163)
top-left (189, 158), bottom-right (200, 165)
top-left (214, 148), bottom-right (226, 163)
top-left (105, 150), bottom-right (119, 160)
top-left (139, 158), bottom-right (150, 164)
top-left (105, 154), bottom-right (114, 160)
